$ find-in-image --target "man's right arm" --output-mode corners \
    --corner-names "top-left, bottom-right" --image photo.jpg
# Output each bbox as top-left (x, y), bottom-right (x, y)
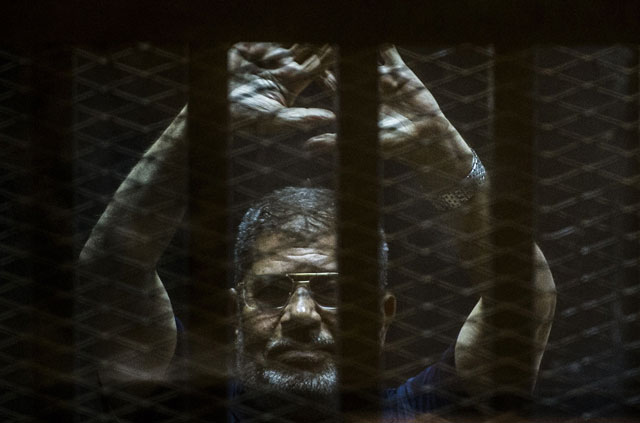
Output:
top-left (79, 44), bottom-right (335, 386)
top-left (78, 106), bottom-right (188, 385)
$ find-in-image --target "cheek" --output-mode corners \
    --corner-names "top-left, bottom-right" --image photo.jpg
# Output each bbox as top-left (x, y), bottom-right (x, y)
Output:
top-left (320, 311), bottom-right (338, 330)
top-left (241, 309), bottom-right (280, 344)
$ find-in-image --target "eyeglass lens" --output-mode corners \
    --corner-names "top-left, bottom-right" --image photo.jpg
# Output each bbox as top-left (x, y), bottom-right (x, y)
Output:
top-left (247, 274), bottom-right (338, 309)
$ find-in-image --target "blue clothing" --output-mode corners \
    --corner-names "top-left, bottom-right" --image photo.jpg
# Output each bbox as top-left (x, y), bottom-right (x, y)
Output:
top-left (102, 319), bottom-right (463, 422)
top-left (228, 347), bottom-right (459, 422)
top-left (382, 347), bottom-right (458, 421)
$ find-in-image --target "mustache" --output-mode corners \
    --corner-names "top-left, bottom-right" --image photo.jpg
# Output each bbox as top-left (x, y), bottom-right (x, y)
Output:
top-left (265, 335), bottom-right (336, 358)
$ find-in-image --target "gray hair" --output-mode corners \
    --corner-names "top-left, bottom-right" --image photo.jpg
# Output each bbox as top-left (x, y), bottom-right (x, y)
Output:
top-left (234, 187), bottom-right (388, 285)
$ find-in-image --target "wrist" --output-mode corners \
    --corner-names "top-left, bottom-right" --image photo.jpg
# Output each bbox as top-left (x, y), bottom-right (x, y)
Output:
top-left (426, 148), bottom-right (488, 211)
top-left (149, 106), bottom-right (188, 151)
top-left (411, 126), bottom-right (475, 189)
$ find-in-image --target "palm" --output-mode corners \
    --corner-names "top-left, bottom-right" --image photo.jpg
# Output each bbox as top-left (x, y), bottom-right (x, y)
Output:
top-left (228, 43), bottom-right (335, 134)
top-left (303, 45), bottom-right (472, 189)
top-left (377, 46), bottom-right (452, 160)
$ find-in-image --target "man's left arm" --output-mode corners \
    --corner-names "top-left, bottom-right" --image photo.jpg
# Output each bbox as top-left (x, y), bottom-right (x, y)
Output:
top-left (394, 100), bottom-right (557, 398)
top-left (447, 173), bottom-right (557, 397)
top-left (372, 46), bottom-right (557, 396)
top-left (375, 46), bottom-right (557, 396)
top-left (304, 45), bottom-right (556, 395)
top-left (438, 161), bottom-right (556, 395)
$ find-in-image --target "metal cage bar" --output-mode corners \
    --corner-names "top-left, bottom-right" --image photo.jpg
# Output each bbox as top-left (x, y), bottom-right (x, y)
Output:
top-left (186, 43), bottom-right (232, 419)
top-left (621, 45), bottom-right (640, 416)
top-left (27, 46), bottom-right (78, 421)
top-left (489, 45), bottom-right (536, 415)
top-left (336, 45), bottom-right (382, 421)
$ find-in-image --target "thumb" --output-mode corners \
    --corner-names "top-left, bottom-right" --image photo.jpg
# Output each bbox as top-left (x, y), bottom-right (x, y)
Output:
top-left (270, 108), bottom-right (335, 132)
top-left (379, 44), bottom-right (405, 67)
top-left (304, 133), bottom-right (337, 151)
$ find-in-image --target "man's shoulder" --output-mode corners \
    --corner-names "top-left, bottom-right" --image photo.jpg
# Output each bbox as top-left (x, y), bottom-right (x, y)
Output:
top-left (383, 347), bottom-right (459, 417)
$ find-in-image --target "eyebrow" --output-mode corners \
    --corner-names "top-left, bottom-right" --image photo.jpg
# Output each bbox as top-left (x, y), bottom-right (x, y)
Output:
top-left (254, 265), bottom-right (336, 275)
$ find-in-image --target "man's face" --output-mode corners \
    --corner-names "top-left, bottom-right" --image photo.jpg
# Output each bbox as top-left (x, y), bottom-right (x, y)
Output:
top-left (235, 232), bottom-right (339, 396)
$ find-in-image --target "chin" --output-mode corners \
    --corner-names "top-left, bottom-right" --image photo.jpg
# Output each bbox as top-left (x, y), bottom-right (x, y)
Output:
top-left (236, 356), bottom-right (339, 421)
top-left (236, 334), bottom-right (337, 395)
top-left (261, 362), bottom-right (338, 397)
top-left (237, 352), bottom-right (338, 397)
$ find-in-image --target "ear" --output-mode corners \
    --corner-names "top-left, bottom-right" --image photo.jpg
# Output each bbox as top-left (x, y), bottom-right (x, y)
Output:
top-left (382, 291), bottom-right (396, 323)
top-left (380, 291), bottom-right (396, 344)
top-left (229, 288), bottom-right (239, 313)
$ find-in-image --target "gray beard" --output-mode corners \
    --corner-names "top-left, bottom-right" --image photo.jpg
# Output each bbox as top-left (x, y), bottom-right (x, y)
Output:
top-left (239, 355), bottom-right (338, 396)
top-left (235, 332), bottom-right (339, 418)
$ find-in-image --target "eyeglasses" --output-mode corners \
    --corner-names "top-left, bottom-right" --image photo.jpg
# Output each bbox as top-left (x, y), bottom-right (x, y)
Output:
top-left (239, 272), bottom-right (339, 310)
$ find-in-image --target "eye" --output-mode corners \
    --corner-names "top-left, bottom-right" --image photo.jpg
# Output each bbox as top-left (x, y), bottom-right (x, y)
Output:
top-left (250, 275), bottom-right (292, 309)
top-left (310, 274), bottom-right (338, 308)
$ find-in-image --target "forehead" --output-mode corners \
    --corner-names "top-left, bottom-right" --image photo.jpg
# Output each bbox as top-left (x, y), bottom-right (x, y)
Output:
top-left (249, 232), bottom-right (337, 275)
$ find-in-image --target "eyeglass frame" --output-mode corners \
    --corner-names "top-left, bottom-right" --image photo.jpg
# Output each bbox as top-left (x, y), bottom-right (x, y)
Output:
top-left (238, 272), bottom-right (340, 311)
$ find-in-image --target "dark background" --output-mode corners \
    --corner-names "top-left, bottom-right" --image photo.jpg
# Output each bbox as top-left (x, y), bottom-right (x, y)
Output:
top-left (3, 43), bottom-right (638, 420)
top-left (1, 3), bottom-right (639, 421)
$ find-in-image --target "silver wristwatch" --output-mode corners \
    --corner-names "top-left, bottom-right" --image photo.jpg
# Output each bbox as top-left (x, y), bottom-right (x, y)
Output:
top-left (430, 149), bottom-right (487, 211)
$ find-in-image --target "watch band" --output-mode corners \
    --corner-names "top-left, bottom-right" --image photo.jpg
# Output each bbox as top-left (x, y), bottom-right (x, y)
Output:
top-left (430, 149), bottom-right (487, 211)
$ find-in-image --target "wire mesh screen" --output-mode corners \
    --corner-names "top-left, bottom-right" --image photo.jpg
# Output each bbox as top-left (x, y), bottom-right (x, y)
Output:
top-left (534, 46), bottom-right (639, 419)
top-left (1, 43), bottom-right (639, 422)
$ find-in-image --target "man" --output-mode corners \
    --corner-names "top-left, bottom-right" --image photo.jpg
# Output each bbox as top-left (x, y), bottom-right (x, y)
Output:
top-left (79, 43), bottom-right (556, 421)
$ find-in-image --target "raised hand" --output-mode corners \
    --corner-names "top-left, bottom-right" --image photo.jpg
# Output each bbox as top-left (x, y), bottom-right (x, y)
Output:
top-left (229, 42), bottom-right (336, 134)
top-left (306, 45), bottom-right (473, 189)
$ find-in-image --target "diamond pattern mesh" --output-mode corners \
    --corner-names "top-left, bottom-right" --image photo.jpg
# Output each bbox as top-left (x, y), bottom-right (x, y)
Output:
top-left (1, 43), bottom-right (638, 422)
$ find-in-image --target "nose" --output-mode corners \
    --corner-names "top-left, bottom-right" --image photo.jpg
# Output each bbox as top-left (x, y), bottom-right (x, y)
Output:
top-left (280, 286), bottom-right (322, 338)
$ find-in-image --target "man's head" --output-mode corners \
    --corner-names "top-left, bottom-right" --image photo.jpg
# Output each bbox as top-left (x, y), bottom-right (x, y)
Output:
top-left (231, 187), bottom-right (396, 400)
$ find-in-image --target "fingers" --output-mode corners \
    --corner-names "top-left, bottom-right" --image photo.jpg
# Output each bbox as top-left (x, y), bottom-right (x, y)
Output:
top-left (262, 45), bottom-right (295, 65)
top-left (233, 42), bottom-right (280, 58)
top-left (380, 44), bottom-right (406, 67)
top-left (271, 108), bottom-right (336, 132)
top-left (232, 42), bottom-right (295, 69)
top-left (298, 44), bottom-right (335, 77)
top-left (289, 43), bottom-right (314, 62)
top-left (378, 44), bottom-right (414, 93)
top-left (378, 46), bottom-right (413, 96)
top-left (290, 44), bottom-right (335, 69)
top-left (304, 129), bottom-right (419, 156)
top-left (228, 43), bottom-right (250, 71)
top-left (235, 42), bottom-right (334, 73)
top-left (288, 45), bottom-right (335, 97)
top-left (304, 133), bottom-right (337, 151)
top-left (319, 70), bottom-right (337, 92)
top-left (303, 123), bottom-right (426, 156)
top-left (378, 112), bottom-right (417, 153)
top-left (233, 107), bottom-right (335, 135)
top-left (304, 129), bottom-right (416, 154)
top-left (270, 44), bottom-right (336, 100)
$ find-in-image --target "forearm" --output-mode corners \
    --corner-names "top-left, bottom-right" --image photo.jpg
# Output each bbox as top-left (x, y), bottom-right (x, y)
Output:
top-left (408, 119), bottom-right (475, 193)
top-left (455, 244), bottom-right (556, 396)
top-left (445, 159), bottom-right (556, 395)
top-left (409, 120), bottom-right (556, 391)
top-left (80, 106), bottom-right (188, 269)
top-left (379, 45), bottom-right (556, 397)
top-left (449, 175), bottom-right (556, 304)
top-left (78, 106), bottom-right (188, 382)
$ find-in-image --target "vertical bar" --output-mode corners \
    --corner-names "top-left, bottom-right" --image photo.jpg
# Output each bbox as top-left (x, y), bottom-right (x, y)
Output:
top-left (490, 45), bottom-right (536, 416)
top-left (27, 45), bottom-right (77, 421)
top-left (621, 45), bottom-right (640, 418)
top-left (603, 45), bottom-right (640, 419)
top-left (186, 43), bottom-right (231, 419)
top-left (336, 45), bottom-right (382, 421)
top-left (0, 49), bottom-right (33, 422)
